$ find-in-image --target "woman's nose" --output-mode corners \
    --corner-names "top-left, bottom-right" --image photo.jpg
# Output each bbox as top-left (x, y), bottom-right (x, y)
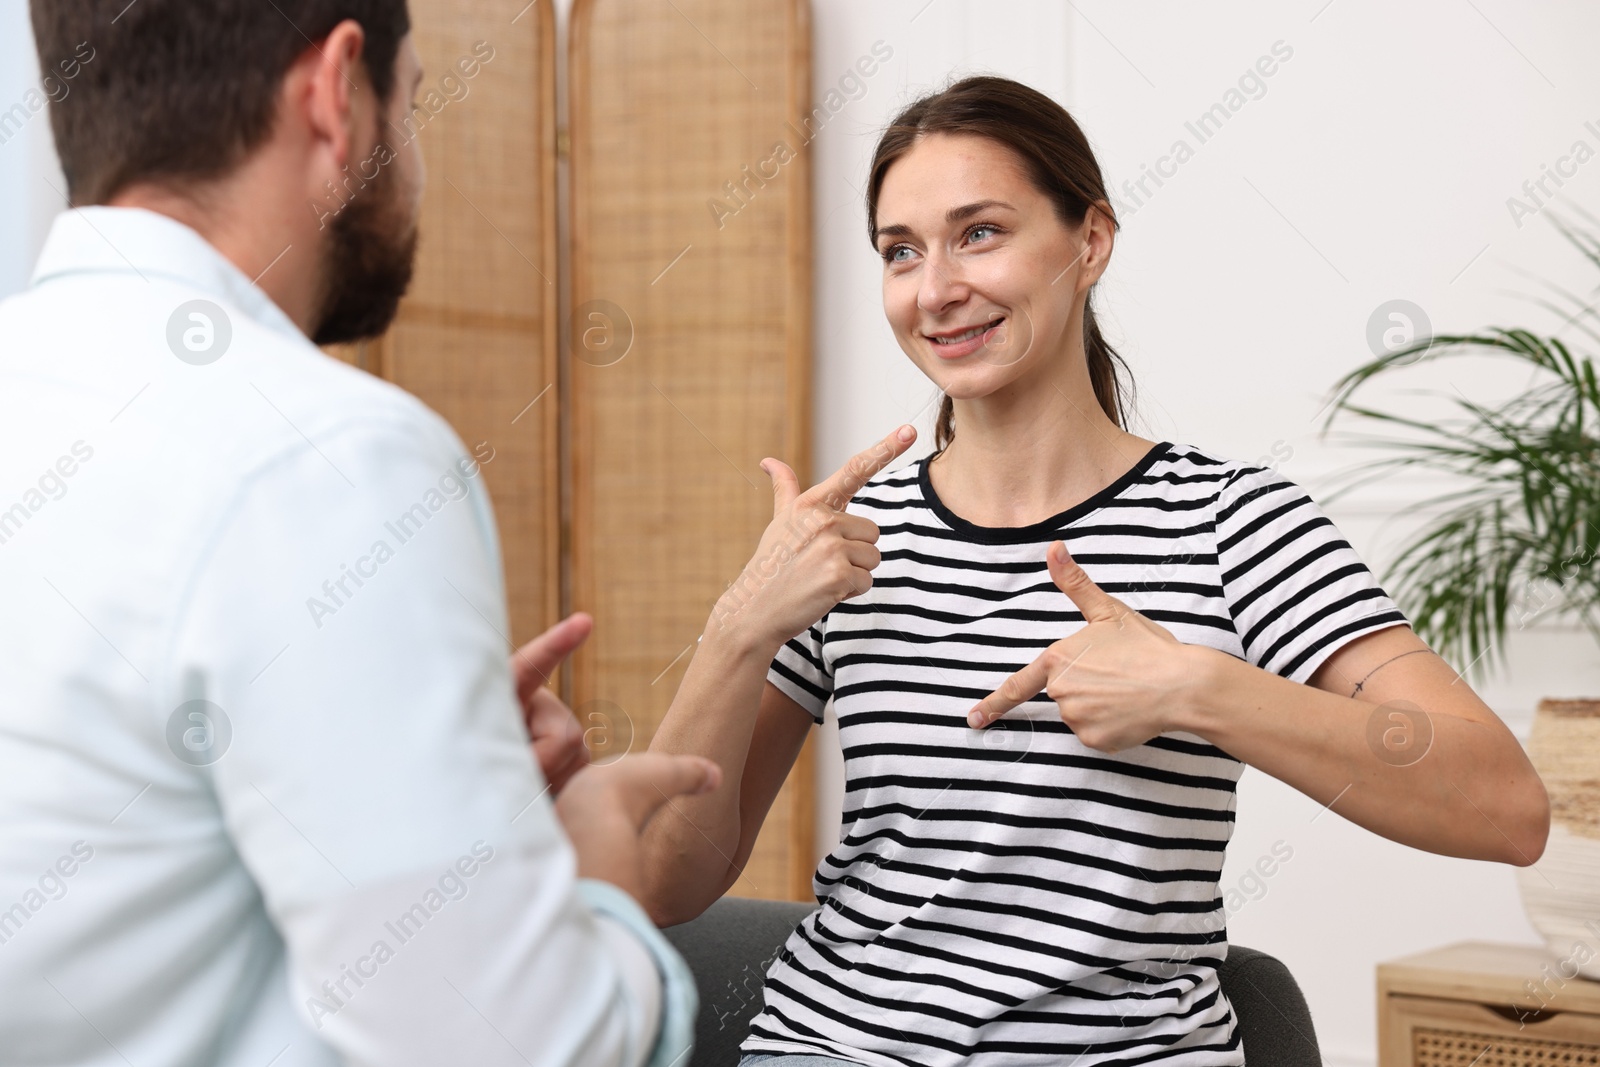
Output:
top-left (916, 255), bottom-right (969, 315)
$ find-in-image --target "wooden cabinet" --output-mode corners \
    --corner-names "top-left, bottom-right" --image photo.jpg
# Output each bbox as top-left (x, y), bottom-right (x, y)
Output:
top-left (1378, 941), bottom-right (1600, 1065)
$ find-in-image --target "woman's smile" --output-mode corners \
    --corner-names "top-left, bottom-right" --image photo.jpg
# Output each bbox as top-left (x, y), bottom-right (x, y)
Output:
top-left (925, 315), bottom-right (1006, 359)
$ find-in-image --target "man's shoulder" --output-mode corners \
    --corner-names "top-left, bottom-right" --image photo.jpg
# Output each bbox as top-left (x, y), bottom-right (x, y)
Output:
top-left (7, 265), bottom-right (452, 455)
top-left (173, 327), bottom-right (461, 500)
top-left (216, 350), bottom-right (483, 536)
top-left (1, 270), bottom-right (471, 531)
top-left (240, 328), bottom-right (446, 447)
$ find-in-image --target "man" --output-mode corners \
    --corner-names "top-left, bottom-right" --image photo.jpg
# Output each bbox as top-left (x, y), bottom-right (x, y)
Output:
top-left (0, 3), bottom-right (719, 1064)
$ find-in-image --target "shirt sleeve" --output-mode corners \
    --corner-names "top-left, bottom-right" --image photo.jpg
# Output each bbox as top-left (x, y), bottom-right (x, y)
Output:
top-left (768, 620), bottom-right (831, 724)
top-left (1213, 463), bottom-right (1411, 685)
top-left (579, 880), bottom-right (698, 1067)
top-left (168, 410), bottom-right (689, 1067)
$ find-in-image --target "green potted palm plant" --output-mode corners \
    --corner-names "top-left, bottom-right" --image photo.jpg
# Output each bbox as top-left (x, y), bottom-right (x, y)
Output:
top-left (1318, 209), bottom-right (1600, 975)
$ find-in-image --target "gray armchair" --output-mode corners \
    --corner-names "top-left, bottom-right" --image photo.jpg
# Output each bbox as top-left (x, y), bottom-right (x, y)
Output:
top-left (664, 897), bottom-right (1321, 1066)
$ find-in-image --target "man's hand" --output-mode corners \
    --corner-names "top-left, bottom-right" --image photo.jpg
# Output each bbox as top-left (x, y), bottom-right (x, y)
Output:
top-left (556, 754), bottom-right (723, 901)
top-left (966, 541), bottom-right (1193, 753)
top-left (511, 613), bottom-right (593, 794)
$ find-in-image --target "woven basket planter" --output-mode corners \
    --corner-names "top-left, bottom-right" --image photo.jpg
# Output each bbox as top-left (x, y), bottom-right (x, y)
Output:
top-left (1516, 698), bottom-right (1600, 979)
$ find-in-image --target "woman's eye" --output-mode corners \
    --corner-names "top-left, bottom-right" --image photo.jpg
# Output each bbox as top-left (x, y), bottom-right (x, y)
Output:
top-left (967, 224), bottom-right (998, 243)
top-left (884, 245), bottom-right (914, 264)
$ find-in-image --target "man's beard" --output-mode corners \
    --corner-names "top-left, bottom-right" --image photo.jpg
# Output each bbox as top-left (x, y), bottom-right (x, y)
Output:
top-left (312, 158), bottom-right (419, 347)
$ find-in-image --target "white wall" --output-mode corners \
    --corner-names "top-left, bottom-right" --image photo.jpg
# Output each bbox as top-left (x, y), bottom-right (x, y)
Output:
top-left (0, 0), bottom-right (65, 300)
top-left (802, 3), bottom-right (1600, 1066)
top-left (5, 2), bottom-right (1598, 1064)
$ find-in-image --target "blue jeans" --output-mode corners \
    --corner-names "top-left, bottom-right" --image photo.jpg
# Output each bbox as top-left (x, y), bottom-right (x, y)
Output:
top-left (739, 1055), bottom-right (862, 1067)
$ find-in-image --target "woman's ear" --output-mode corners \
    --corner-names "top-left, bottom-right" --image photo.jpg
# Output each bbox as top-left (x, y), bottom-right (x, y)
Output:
top-left (1076, 200), bottom-right (1116, 293)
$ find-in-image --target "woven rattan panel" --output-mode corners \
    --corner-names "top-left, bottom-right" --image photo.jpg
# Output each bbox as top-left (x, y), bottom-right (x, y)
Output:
top-left (568, 0), bottom-right (815, 898)
top-left (330, 0), bottom-right (563, 647)
top-left (1415, 1027), bottom-right (1600, 1065)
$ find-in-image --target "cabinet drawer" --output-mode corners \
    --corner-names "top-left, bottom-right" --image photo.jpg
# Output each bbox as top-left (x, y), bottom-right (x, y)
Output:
top-left (1382, 993), bottom-right (1600, 1065)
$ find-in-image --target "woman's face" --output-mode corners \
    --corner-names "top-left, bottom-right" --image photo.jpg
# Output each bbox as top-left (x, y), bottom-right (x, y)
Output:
top-left (873, 132), bottom-right (1107, 407)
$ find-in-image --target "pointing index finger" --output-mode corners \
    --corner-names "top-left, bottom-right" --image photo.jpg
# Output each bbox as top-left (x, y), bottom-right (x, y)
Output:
top-left (967, 654), bottom-right (1050, 728)
top-left (810, 425), bottom-right (917, 511)
top-left (514, 613), bottom-right (594, 692)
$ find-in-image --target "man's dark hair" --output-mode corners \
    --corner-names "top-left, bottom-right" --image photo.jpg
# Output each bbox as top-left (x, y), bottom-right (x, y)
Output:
top-left (31, 1), bottom-right (411, 206)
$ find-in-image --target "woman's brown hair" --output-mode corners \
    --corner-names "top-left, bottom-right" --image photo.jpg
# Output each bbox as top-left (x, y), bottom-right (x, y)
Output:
top-left (866, 75), bottom-right (1135, 450)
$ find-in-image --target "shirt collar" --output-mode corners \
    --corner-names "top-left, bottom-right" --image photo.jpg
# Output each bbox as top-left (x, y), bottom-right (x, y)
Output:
top-left (30, 205), bottom-right (306, 344)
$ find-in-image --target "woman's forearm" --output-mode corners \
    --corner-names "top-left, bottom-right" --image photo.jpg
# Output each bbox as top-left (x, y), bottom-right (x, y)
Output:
top-left (640, 611), bottom-right (780, 923)
top-left (635, 428), bottom-right (916, 923)
top-left (1178, 645), bottom-right (1549, 865)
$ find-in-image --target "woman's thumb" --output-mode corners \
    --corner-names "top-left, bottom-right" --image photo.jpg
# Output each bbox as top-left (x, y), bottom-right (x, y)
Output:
top-left (761, 458), bottom-right (801, 516)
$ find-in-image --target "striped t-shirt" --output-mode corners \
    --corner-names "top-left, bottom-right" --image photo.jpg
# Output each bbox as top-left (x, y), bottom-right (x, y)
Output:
top-left (745, 439), bottom-right (1409, 1067)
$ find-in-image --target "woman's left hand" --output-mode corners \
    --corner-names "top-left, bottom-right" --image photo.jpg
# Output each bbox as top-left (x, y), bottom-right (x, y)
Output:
top-left (966, 541), bottom-right (1198, 753)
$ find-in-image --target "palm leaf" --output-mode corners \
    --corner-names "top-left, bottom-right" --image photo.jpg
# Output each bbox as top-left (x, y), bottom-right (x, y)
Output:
top-left (1318, 219), bottom-right (1600, 679)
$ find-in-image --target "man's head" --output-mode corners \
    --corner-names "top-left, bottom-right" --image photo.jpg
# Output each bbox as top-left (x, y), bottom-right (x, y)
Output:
top-left (31, 1), bottom-right (424, 345)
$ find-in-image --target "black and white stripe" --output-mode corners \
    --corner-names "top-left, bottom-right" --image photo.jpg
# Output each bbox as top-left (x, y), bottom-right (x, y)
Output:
top-left (745, 440), bottom-right (1407, 1067)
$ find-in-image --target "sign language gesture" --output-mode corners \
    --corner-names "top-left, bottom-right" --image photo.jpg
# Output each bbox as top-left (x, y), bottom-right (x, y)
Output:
top-left (967, 541), bottom-right (1194, 754)
top-left (510, 613), bottom-right (593, 794)
top-left (714, 425), bottom-right (918, 652)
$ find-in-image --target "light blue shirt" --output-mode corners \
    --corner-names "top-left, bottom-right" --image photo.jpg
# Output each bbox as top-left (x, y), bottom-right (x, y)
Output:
top-left (0, 206), bottom-right (695, 1067)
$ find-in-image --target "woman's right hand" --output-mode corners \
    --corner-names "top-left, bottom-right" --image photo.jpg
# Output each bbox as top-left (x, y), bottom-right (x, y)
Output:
top-left (710, 425), bottom-right (917, 652)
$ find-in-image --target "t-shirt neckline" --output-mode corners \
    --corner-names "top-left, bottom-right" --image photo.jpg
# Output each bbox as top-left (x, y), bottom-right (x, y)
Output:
top-left (916, 440), bottom-right (1173, 545)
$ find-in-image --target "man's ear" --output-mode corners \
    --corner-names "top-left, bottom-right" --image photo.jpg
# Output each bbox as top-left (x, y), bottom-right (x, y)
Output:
top-left (298, 19), bottom-right (371, 178)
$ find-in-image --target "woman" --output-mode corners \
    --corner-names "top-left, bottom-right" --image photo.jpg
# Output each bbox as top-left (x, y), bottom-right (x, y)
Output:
top-left (642, 75), bottom-right (1549, 1066)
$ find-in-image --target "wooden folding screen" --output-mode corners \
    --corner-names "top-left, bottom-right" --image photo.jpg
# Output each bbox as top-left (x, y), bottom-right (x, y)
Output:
top-left (334, 0), bottom-right (815, 902)
top-left (332, 0), bottom-right (562, 646)
top-left (569, 0), bottom-right (815, 900)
